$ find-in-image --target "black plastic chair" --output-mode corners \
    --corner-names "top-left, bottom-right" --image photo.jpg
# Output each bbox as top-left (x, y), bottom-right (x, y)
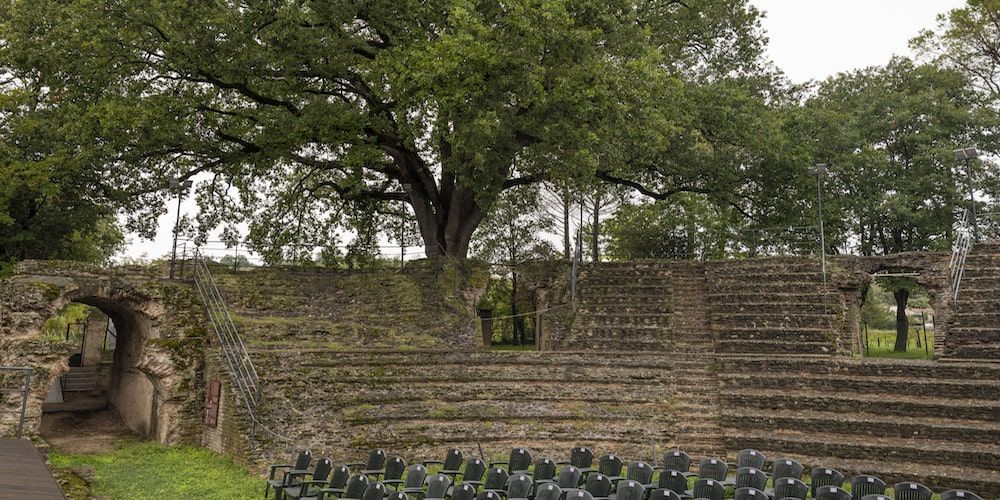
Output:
top-left (534, 458), bottom-right (558, 485)
top-left (649, 489), bottom-right (682, 500)
top-left (655, 470), bottom-right (689, 498)
top-left (734, 450), bottom-right (766, 471)
top-left (941, 490), bottom-right (983, 500)
top-left (771, 477), bottom-right (807, 500)
top-left (624, 462), bottom-right (654, 490)
top-left (850, 475), bottom-right (886, 500)
top-left (380, 457), bottom-right (407, 483)
top-left (696, 459), bottom-right (728, 482)
top-left (315, 465), bottom-right (351, 499)
top-left (420, 474), bottom-right (452, 500)
top-left (283, 458), bottom-right (334, 500)
top-left (690, 479), bottom-right (724, 500)
top-left (584, 473), bottom-right (614, 500)
top-left (556, 466), bottom-right (584, 490)
top-left (810, 468), bottom-right (845, 499)
top-left (770, 459), bottom-right (803, 481)
top-left (361, 483), bottom-right (389, 500)
top-left (390, 464), bottom-right (428, 494)
top-left (482, 467), bottom-right (511, 494)
top-left (734, 487), bottom-right (767, 500)
top-left (597, 455), bottom-right (625, 483)
top-left (507, 473), bottom-right (533, 500)
top-left (458, 459), bottom-right (489, 492)
top-left (816, 486), bottom-right (852, 500)
top-left (661, 451), bottom-right (693, 478)
top-left (894, 482), bottom-right (933, 500)
top-left (350, 449), bottom-right (388, 478)
top-left (452, 484), bottom-right (478, 500)
top-left (477, 492), bottom-right (504, 500)
top-left (859, 495), bottom-right (890, 500)
top-left (266, 449), bottom-right (313, 499)
top-left (567, 491), bottom-right (596, 500)
top-left (535, 482), bottom-right (564, 500)
top-left (491, 449), bottom-right (533, 474)
top-left (387, 493), bottom-right (408, 500)
top-left (615, 480), bottom-right (646, 500)
top-left (424, 449), bottom-right (464, 477)
top-left (733, 467), bottom-right (766, 491)
top-left (561, 447), bottom-right (596, 476)
top-left (323, 473), bottom-right (370, 500)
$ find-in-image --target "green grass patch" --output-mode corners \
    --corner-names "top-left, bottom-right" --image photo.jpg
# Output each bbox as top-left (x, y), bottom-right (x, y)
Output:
top-left (862, 328), bottom-right (934, 359)
top-left (50, 439), bottom-right (259, 500)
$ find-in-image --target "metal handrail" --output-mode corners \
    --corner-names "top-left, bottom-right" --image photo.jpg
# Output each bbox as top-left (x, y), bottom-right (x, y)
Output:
top-left (0, 366), bottom-right (32, 439)
top-left (950, 210), bottom-right (973, 301)
top-left (191, 251), bottom-right (261, 428)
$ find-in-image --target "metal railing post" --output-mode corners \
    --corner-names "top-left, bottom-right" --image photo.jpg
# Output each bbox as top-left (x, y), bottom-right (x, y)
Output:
top-left (18, 369), bottom-right (31, 439)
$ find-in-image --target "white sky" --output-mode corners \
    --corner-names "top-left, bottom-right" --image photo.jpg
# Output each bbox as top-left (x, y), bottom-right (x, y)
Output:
top-left (118, 0), bottom-right (966, 261)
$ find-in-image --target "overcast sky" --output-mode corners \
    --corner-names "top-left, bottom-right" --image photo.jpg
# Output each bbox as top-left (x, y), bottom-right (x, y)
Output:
top-left (120, 0), bottom-right (966, 261)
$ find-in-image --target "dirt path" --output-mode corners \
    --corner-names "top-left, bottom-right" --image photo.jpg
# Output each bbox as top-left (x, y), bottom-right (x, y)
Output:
top-left (40, 409), bottom-right (136, 454)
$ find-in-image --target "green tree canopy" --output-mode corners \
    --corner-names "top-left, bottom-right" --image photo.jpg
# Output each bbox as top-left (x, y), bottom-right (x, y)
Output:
top-left (0, 0), bottom-right (769, 258)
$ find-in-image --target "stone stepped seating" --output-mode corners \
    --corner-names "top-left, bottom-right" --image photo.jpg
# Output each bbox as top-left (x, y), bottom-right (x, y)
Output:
top-left (61, 366), bottom-right (97, 392)
top-left (948, 242), bottom-right (1000, 358)
top-left (717, 356), bottom-right (1000, 496)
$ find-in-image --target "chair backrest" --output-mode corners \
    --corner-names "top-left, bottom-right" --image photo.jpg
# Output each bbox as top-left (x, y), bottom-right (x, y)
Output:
top-left (941, 490), bottom-right (983, 500)
top-left (557, 465), bottom-right (583, 489)
top-left (692, 478), bottom-right (725, 500)
top-left (616, 480), bottom-right (646, 500)
top-left (816, 485), bottom-right (852, 500)
top-left (463, 459), bottom-right (487, 483)
top-left (313, 458), bottom-right (334, 482)
top-left (452, 484), bottom-right (477, 500)
top-left (736, 449), bottom-right (767, 470)
top-left (384, 457), bottom-right (407, 481)
top-left (626, 462), bottom-right (654, 484)
top-left (773, 477), bottom-right (808, 500)
top-left (735, 487), bottom-right (768, 500)
top-left (585, 473), bottom-right (613, 498)
top-left (657, 469), bottom-right (688, 494)
top-left (650, 489), bottom-right (682, 500)
top-left (403, 464), bottom-right (428, 489)
top-left (570, 447), bottom-right (595, 469)
top-left (859, 496), bottom-right (891, 500)
top-left (387, 493), bottom-right (408, 500)
top-left (425, 474), bottom-right (451, 499)
top-left (329, 465), bottom-right (351, 490)
top-left (566, 490), bottom-right (595, 500)
top-left (598, 454), bottom-right (623, 477)
top-left (344, 474), bottom-right (371, 499)
top-left (810, 467), bottom-right (845, 498)
top-left (663, 450), bottom-right (691, 473)
top-left (534, 458), bottom-right (557, 482)
top-left (536, 482), bottom-right (564, 500)
top-left (509, 448), bottom-right (533, 472)
top-left (293, 449), bottom-right (313, 471)
top-left (484, 467), bottom-right (510, 490)
top-left (443, 449), bottom-right (464, 471)
top-left (366, 449), bottom-right (388, 471)
top-left (771, 458), bottom-right (803, 480)
top-left (507, 473), bottom-right (533, 499)
top-left (362, 482), bottom-right (389, 500)
top-left (477, 492), bottom-right (504, 500)
top-left (698, 458), bottom-right (728, 482)
top-left (894, 482), bottom-right (933, 500)
top-left (735, 467), bottom-right (767, 491)
top-left (851, 475), bottom-right (886, 500)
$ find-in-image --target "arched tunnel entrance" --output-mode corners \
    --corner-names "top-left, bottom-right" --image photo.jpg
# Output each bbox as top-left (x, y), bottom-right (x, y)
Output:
top-left (39, 294), bottom-right (161, 445)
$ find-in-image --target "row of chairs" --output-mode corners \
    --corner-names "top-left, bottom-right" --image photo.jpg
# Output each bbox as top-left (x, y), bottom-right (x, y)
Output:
top-left (264, 447), bottom-right (987, 500)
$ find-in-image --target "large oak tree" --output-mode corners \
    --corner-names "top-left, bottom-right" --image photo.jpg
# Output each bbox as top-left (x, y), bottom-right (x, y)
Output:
top-left (0, 0), bottom-right (766, 258)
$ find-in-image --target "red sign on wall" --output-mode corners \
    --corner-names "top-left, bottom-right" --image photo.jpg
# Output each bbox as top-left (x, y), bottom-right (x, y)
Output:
top-left (205, 379), bottom-right (221, 427)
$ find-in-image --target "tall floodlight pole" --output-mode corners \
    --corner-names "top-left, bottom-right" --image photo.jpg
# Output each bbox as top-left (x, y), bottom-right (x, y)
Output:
top-left (810, 164), bottom-right (829, 289)
top-left (954, 147), bottom-right (980, 241)
top-left (169, 178), bottom-right (194, 279)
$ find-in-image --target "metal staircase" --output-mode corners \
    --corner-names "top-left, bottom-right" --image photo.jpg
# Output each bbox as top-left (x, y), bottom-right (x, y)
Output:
top-left (190, 251), bottom-right (263, 432)
top-left (949, 210), bottom-right (974, 301)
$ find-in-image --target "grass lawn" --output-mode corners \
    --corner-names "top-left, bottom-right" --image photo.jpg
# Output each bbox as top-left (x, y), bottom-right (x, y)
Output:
top-left (50, 438), bottom-right (260, 500)
top-left (862, 328), bottom-right (934, 359)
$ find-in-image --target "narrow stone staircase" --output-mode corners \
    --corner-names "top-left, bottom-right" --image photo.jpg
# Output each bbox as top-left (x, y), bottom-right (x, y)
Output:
top-left (61, 366), bottom-right (97, 392)
top-left (668, 261), bottom-right (725, 458)
top-left (948, 241), bottom-right (1000, 359)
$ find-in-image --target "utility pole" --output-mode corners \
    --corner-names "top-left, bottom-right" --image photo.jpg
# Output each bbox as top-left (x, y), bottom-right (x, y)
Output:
top-left (810, 164), bottom-right (829, 290)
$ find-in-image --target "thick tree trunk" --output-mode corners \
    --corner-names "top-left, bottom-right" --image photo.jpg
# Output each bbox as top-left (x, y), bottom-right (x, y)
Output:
top-left (409, 184), bottom-right (483, 259)
top-left (893, 288), bottom-right (910, 352)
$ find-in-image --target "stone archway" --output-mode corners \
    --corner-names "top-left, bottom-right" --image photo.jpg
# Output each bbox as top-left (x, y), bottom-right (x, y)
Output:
top-left (0, 261), bottom-right (207, 445)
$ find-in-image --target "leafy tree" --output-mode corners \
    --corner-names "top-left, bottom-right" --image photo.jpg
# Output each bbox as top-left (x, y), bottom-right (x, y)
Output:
top-left (808, 57), bottom-right (999, 350)
top-left (913, 0), bottom-right (1000, 102)
top-left (0, 0), bottom-right (767, 258)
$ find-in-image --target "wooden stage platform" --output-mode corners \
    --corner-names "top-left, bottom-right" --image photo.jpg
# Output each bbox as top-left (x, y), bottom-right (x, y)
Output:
top-left (0, 439), bottom-right (64, 499)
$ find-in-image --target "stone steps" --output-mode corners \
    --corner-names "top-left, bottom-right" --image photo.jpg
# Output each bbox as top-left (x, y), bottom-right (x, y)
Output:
top-left (717, 389), bottom-right (1000, 422)
top-left (577, 305), bottom-right (672, 315)
top-left (723, 429), bottom-right (1000, 471)
top-left (715, 329), bottom-right (832, 343)
top-left (715, 339), bottom-right (835, 354)
top-left (721, 408), bottom-right (1000, 444)
top-left (719, 357), bottom-right (1000, 379)
top-left (718, 372), bottom-right (1000, 399)
top-left (61, 366), bottom-right (98, 392)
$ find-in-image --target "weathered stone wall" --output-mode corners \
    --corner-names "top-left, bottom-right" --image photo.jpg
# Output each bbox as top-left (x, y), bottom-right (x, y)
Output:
top-left (0, 260), bottom-right (206, 444)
